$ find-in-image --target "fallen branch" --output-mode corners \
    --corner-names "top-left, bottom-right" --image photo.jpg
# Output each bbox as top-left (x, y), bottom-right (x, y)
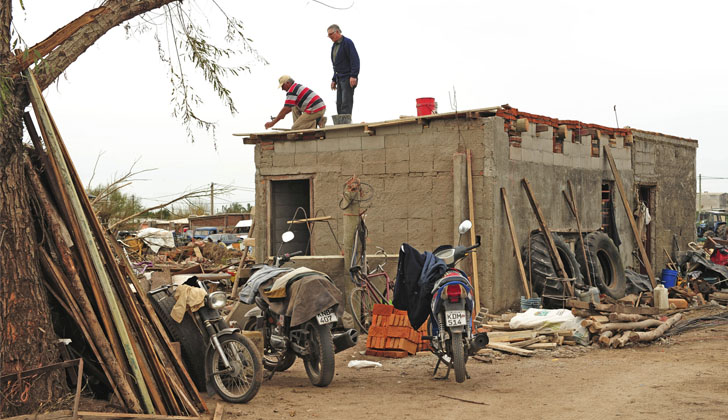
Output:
top-left (596, 319), bottom-right (663, 333)
top-left (630, 313), bottom-right (683, 343)
top-left (438, 395), bottom-right (488, 405)
top-left (608, 313), bottom-right (648, 323)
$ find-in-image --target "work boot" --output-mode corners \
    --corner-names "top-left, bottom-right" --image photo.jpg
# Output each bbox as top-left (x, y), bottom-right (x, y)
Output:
top-left (318, 116), bottom-right (327, 128)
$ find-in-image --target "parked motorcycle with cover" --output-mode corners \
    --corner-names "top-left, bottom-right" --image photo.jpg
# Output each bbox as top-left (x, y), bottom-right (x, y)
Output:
top-left (240, 232), bottom-right (358, 387)
top-left (394, 220), bottom-right (488, 383)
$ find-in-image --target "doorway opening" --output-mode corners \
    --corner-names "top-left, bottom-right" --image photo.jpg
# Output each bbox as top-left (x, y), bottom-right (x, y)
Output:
top-left (269, 179), bottom-right (311, 256)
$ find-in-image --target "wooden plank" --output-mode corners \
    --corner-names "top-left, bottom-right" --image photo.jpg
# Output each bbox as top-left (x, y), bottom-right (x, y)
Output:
top-left (603, 145), bottom-right (656, 287)
top-left (509, 336), bottom-right (547, 348)
top-left (78, 412), bottom-right (201, 420)
top-left (501, 188), bottom-right (531, 298)
top-left (466, 150), bottom-right (481, 309)
top-left (524, 342), bottom-right (558, 350)
top-left (486, 342), bottom-right (534, 356)
top-left (212, 404), bottom-right (224, 420)
top-left (287, 216), bottom-right (331, 224)
top-left (521, 178), bottom-right (574, 296)
top-left (564, 180), bottom-right (593, 287)
top-left (31, 81), bottom-right (154, 413)
top-left (486, 330), bottom-right (537, 342)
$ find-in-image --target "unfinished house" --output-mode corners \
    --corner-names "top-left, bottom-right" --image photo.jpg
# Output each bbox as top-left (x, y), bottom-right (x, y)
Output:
top-left (239, 106), bottom-right (697, 311)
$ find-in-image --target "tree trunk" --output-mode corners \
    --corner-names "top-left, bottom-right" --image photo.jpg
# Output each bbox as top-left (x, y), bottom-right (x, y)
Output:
top-left (0, 81), bottom-right (66, 417)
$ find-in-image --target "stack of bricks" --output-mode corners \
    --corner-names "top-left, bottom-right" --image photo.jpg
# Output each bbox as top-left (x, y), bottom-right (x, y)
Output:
top-left (365, 304), bottom-right (430, 358)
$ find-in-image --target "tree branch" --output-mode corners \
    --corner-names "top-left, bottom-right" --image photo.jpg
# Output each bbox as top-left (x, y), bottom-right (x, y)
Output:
top-left (33, 0), bottom-right (181, 90)
top-left (108, 188), bottom-right (210, 232)
top-left (0, 0), bottom-right (11, 56)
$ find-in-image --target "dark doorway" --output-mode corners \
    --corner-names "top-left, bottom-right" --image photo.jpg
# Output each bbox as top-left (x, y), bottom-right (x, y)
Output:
top-left (638, 185), bottom-right (656, 275)
top-left (270, 179), bottom-right (311, 256)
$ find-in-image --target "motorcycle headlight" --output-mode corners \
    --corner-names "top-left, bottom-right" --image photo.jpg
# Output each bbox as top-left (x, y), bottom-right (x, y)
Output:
top-left (207, 291), bottom-right (227, 310)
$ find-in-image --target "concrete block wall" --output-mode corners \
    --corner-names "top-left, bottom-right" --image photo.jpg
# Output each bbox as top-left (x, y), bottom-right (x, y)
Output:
top-left (633, 130), bottom-right (697, 272)
top-left (249, 109), bottom-right (696, 312)
top-left (254, 118), bottom-right (488, 263)
top-left (489, 109), bottom-right (636, 311)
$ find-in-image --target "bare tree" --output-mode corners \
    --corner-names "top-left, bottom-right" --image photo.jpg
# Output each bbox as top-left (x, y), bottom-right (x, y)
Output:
top-left (0, 1), bottom-right (260, 415)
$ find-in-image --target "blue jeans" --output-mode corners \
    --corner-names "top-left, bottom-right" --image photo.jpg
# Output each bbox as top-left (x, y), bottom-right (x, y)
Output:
top-left (336, 77), bottom-right (355, 115)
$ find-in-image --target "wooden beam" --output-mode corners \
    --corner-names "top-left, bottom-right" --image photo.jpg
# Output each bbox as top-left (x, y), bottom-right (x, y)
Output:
top-left (603, 145), bottom-right (656, 287)
top-left (563, 180), bottom-right (592, 287)
top-left (501, 188), bottom-right (530, 298)
top-left (521, 178), bottom-right (574, 296)
top-left (486, 342), bottom-right (534, 356)
top-left (466, 150), bottom-right (481, 310)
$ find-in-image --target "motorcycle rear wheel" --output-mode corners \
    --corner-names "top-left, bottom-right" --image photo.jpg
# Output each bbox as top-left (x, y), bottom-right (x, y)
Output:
top-left (244, 319), bottom-right (296, 372)
top-left (303, 322), bottom-right (335, 387)
top-left (450, 332), bottom-right (466, 383)
top-left (207, 333), bottom-right (263, 403)
top-left (349, 287), bottom-right (374, 334)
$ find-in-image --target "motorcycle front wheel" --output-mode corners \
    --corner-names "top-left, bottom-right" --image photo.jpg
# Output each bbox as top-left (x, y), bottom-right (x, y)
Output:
top-left (303, 322), bottom-right (335, 387)
top-left (450, 332), bottom-right (467, 383)
top-left (244, 319), bottom-right (296, 372)
top-left (207, 333), bottom-right (263, 403)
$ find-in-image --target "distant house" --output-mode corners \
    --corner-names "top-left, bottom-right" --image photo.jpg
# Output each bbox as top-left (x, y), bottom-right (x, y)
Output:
top-left (188, 213), bottom-right (251, 233)
top-left (240, 105), bottom-right (696, 311)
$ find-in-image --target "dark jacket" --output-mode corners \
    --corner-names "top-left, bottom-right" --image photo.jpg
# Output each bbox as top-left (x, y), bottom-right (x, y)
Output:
top-left (331, 36), bottom-right (360, 82)
top-left (393, 243), bottom-right (447, 330)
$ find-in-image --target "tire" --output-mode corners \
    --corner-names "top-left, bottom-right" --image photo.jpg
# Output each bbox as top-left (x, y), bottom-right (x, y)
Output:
top-left (522, 233), bottom-right (584, 302)
top-left (576, 231), bottom-right (626, 299)
top-left (450, 332), bottom-right (466, 383)
top-left (243, 319), bottom-right (296, 372)
top-left (349, 287), bottom-right (374, 334)
top-left (303, 322), bottom-right (335, 387)
top-left (147, 288), bottom-right (207, 390)
top-left (206, 333), bottom-right (263, 403)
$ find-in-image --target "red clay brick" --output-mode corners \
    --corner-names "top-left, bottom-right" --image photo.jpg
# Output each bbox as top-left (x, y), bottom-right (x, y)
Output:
top-left (372, 304), bottom-right (394, 316)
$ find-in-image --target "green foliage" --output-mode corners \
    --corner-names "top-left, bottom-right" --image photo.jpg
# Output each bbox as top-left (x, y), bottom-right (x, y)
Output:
top-left (88, 185), bottom-right (144, 228)
top-left (134, 2), bottom-right (267, 146)
top-left (221, 202), bottom-right (252, 214)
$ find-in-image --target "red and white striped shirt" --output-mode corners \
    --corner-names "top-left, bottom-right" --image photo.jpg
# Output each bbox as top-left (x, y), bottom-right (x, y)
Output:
top-left (285, 83), bottom-right (326, 114)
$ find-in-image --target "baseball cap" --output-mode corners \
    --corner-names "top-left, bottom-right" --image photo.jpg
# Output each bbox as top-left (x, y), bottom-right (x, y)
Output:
top-left (278, 75), bottom-right (291, 88)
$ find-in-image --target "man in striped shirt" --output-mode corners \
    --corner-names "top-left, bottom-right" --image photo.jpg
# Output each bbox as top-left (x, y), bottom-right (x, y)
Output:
top-left (265, 75), bottom-right (327, 130)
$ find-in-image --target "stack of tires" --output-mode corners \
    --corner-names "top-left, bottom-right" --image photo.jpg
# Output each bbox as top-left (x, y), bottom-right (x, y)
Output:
top-left (522, 231), bottom-right (626, 307)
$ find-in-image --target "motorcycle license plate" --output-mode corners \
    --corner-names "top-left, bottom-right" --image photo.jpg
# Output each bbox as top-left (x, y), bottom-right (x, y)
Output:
top-left (316, 308), bottom-right (337, 325)
top-left (445, 310), bottom-right (467, 327)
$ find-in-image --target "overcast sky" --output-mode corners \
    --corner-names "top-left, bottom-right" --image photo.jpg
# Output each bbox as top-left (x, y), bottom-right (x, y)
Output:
top-left (13, 0), bottom-right (728, 211)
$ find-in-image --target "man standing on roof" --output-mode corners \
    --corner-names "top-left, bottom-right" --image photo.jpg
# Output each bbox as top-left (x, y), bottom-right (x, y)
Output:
top-left (265, 75), bottom-right (327, 130)
top-left (328, 24), bottom-right (359, 120)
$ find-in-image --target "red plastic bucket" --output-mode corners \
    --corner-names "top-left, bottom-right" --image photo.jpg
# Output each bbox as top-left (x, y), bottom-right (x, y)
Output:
top-left (416, 97), bottom-right (436, 116)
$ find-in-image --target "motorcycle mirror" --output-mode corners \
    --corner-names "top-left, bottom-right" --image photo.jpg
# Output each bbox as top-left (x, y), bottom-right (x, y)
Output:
top-left (281, 231), bottom-right (295, 243)
top-left (458, 220), bottom-right (472, 235)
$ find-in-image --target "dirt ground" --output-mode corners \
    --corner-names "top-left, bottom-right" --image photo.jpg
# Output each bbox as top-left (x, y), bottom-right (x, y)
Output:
top-left (211, 308), bottom-right (728, 420)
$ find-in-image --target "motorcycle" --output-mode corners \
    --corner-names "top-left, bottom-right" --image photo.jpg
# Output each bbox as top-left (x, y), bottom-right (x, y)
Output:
top-left (241, 231), bottom-right (358, 387)
top-left (148, 277), bottom-right (263, 403)
top-left (425, 220), bottom-right (489, 383)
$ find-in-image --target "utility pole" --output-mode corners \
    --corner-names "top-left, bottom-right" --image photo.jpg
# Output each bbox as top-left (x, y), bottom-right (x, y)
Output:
top-left (210, 182), bottom-right (214, 215)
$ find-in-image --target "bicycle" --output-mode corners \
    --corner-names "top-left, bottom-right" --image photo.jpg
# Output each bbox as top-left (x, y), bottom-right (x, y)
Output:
top-left (348, 215), bottom-right (393, 333)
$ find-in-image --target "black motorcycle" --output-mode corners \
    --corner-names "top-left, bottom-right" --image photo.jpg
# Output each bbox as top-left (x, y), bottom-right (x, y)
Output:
top-left (149, 277), bottom-right (263, 403)
top-left (241, 232), bottom-right (358, 387)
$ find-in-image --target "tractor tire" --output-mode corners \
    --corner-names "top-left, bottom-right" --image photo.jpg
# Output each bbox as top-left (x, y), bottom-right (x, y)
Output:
top-left (148, 288), bottom-right (207, 390)
top-left (576, 231), bottom-right (626, 299)
top-left (522, 232), bottom-right (584, 306)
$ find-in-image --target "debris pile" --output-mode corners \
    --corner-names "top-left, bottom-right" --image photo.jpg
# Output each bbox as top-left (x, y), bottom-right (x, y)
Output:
top-left (12, 71), bottom-right (205, 416)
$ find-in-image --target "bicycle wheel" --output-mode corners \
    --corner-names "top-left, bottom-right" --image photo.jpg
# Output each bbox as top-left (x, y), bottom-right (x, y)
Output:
top-left (349, 287), bottom-right (374, 334)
